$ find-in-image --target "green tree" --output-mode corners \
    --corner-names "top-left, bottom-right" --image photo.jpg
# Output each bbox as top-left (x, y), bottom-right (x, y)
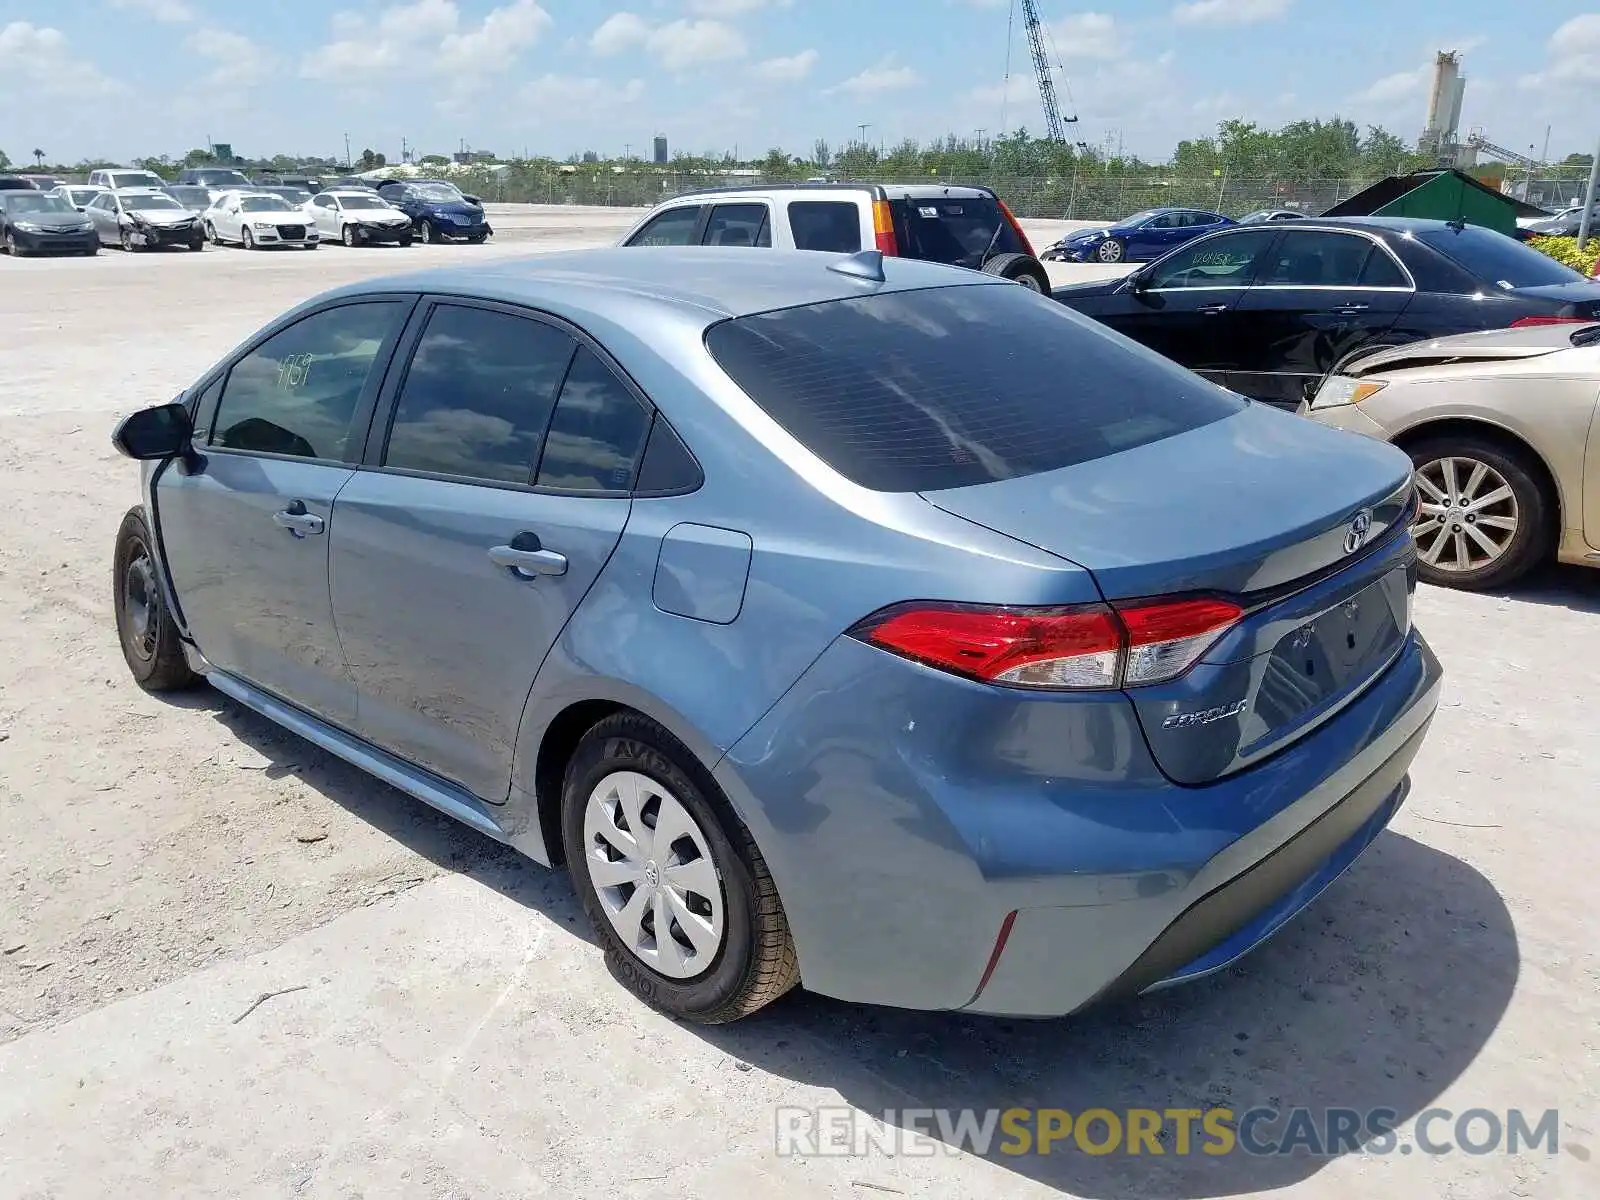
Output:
top-left (182, 147), bottom-right (217, 168)
top-left (761, 147), bottom-right (797, 181)
top-left (0, 148), bottom-right (9, 169)
top-left (32, 148), bottom-right (45, 167)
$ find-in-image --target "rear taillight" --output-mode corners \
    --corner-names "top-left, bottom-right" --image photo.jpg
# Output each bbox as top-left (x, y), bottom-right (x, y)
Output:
top-left (851, 597), bottom-right (1243, 691)
top-left (997, 198), bottom-right (1036, 258)
top-left (1510, 315), bottom-right (1591, 327)
top-left (871, 198), bottom-right (898, 257)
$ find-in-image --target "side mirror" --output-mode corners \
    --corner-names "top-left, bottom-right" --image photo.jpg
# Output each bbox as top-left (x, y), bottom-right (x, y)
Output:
top-left (112, 402), bottom-right (193, 460)
top-left (462, 194), bottom-right (481, 205)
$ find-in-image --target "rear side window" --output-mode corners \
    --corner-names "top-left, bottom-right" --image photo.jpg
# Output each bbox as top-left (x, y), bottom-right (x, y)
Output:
top-left (889, 197), bottom-right (1023, 269)
top-left (1417, 224), bottom-right (1585, 289)
top-left (789, 201), bottom-right (861, 253)
top-left (383, 305), bottom-right (576, 484)
top-left (1359, 246), bottom-right (1409, 288)
top-left (703, 203), bottom-right (770, 247)
top-left (705, 286), bottom-right (1243, 493)
top-left (535, 347), bottom-right (652, 492)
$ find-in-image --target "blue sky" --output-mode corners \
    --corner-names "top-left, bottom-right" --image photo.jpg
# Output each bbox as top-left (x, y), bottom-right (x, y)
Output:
top-left (0, 0), bottom-right (1593, 165)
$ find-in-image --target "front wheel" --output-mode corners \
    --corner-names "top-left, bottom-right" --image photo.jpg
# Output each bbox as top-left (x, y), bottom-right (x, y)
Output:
top-left (342, 224), bottom-right (358, 247)
top-left (241, 227), bottom-right (255, 250)
top-left (561, 712), bottom-right (799, 1023)
top-left (204, 220), bottom-right (220, 245)
top-left (398, 232), bottom-right (414, 247)
top-left (189, 236), bottom-right (204, 252)
top-left (1095, 237), bottom-right (1125, 263)
top-left (418, 219), bottom-right (436, 244)
top-left (1405, 435), bottom-right (1552, 590)
top-left (120, 228), bottom-right (139, 252)
top-left (112, 507), bottom-right (199, 692)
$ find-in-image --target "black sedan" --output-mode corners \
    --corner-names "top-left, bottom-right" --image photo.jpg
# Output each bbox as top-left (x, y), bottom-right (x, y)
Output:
top-left (1, 190), bottom-right (98, 256)
top-left (1053, 216), bottom-right (1600, 409)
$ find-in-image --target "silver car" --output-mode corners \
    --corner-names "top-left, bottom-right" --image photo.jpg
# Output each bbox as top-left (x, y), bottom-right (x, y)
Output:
top-left (86, 188), bottom-right (204, 251)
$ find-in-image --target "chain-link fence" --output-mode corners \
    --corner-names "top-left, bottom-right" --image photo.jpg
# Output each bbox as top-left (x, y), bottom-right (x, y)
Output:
top-left (453, 165), bottom-right (1529, 221)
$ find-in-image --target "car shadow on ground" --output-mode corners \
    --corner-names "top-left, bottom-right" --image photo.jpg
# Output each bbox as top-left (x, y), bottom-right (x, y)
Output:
top-left (1485, 562), bottom-right (1600, 615)
top-left (183, 688), bottom-right (1517, 1200)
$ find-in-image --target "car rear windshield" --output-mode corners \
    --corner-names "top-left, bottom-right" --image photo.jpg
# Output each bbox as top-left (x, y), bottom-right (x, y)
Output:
top-left (1418, 224), bottom-right (1586, 289)
top-left (704, 284), bottom-right (1244, 492)
top-left (889, 196), bottom-right (1024, 269)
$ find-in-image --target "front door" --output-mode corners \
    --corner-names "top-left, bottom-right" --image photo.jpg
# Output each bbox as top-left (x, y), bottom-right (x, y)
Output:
top-left (1235, 229), bottom-right (1413, 408)
top-left (329, 301), bottom-right (653, 801)
top-left (1099, 227), bottom-right (1279, 384)
top-left (155, 298), bottom-right (412, 727)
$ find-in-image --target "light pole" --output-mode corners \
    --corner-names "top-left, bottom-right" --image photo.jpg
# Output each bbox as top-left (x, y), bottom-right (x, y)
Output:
top-left (1578, 134), bottom-right (1600, 253)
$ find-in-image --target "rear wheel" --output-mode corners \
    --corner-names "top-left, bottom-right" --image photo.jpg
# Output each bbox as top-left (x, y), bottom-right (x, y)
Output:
top-left (981, 251), bottom-right (1051, 292)
top-left (1405, 435), bottom-right (1552, 590)
top-left (1095, 237), bottom-right (1126, 263)
top-left (561, 711), bottom-right (799, 1023)
top-left (112, 507), bottom-right (198, 692)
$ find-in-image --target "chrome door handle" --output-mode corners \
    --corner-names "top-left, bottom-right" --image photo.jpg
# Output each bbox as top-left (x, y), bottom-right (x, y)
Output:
top-left (1333, 302), bottom-right (1370, 313)
top-left (272, 502), bottom-right (324, 536)
top-left (489, 539), bottom-right (567, 578)
top-left (1197, 303), bottom-right (1229, 314)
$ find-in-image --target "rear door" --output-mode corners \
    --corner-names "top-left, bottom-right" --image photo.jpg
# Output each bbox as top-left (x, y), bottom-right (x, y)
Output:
top-left (155, 297), bottom-right (413, 727)
top-left (329, 299), bottom-right (650, 802)
top-left (1235, 229), bottom-right (1414, 408)
top-left (786, 198), bottom-right (865, 253)
top-left (1098, 227), bottom-right (1278, 381)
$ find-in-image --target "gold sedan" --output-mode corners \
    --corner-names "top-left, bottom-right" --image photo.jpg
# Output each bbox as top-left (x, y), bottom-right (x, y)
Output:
top-left (1302, 322), bottom-right (1600, 589)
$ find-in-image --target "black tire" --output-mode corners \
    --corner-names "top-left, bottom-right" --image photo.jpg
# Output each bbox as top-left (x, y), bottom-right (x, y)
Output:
top-left (112, 506), bottom-right (199, 692)
top-left (1095, 236), bottom-right (1126, 263)
top-left (241, 227), bottom-right (255, 250)
top-left (398, 232), bottom-right (413, 247)
top-left (120, 229), bottom-right (139, 252)
top-left (189, 236), bottom-right (204, 252)
top-left (561, 711), bottom-right (799, 1023)
top-left (1403, 434), bottom-right (1553, 591)
top-left (981, 251), bottom-right (1051, 292)
top-left (82, 244), bottom-right (99, 256)
top-left (204, 221), bottom-right (220, 245)
top-left (2, 231), bottom-right (15, 255)
top-left (418, 219), bottom-right (437, 244)
top-left (342, 224), bottom-right (358, 247)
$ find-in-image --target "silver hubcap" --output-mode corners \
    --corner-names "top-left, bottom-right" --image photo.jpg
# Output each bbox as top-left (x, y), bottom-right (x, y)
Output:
top-left (582, 770), bottom-right (724, 980)
top-left (1016, 273), bottom-right (1043, 292)
top-left (421, 223), bottom-right (432, 243)
top-left (1097, 240), bottom-right (1121, 262)
top-left (1412, 456), bottom-right (1518, 573)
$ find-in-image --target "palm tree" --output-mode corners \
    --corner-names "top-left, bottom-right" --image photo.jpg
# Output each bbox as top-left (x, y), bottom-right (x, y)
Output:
top-left (32, 149), bottom-right (45, 167)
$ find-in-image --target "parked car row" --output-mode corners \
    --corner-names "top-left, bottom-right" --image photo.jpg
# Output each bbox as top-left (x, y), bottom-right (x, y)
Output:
top-left (1, 168), bottom-right (494, 257)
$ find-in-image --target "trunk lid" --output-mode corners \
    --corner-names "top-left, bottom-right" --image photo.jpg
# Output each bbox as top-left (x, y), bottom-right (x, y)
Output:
top-left (922, 404), bottom-right (1417, 783)
top-left (1512, 280), bottom-right (1600, 315)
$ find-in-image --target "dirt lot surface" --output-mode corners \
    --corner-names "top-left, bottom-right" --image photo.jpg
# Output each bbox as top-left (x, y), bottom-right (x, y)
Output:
top-left (0, 205), bottom-right (1596, 1199)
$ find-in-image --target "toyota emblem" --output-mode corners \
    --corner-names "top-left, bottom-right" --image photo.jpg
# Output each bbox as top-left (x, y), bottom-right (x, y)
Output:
top-left (1342, 509), bottom-right (1373, 555)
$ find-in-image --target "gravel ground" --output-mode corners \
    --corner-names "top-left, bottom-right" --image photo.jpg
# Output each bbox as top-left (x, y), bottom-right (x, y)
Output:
top-left (0, 205), bottom-right (1596, 1198)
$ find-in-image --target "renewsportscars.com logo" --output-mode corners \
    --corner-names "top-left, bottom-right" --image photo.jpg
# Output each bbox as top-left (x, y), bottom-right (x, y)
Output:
top-left (775, 1106), bottom-right (1562, 1159)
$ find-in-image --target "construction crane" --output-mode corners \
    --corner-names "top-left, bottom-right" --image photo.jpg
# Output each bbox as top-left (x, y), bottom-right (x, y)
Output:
top-left (1019, 0), bottom-right (1077, 145)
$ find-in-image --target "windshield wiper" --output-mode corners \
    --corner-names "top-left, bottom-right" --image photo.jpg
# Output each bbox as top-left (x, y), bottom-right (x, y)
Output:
top-left (1569, 323), bottom-right (1600, 347)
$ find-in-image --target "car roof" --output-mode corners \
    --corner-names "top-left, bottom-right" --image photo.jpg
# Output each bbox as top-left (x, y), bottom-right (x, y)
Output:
top-left (320, 189), bottom-right (383, 198)
top-left (660, 181), bottom-right (998, 203)
top-left (113, 187), bottom-right (170, 194)
top-left (316, 246), bottom-right (1006, 324)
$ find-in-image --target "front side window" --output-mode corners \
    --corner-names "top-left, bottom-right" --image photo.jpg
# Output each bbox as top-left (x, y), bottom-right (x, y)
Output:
top-left (703, 203), bottom-right (771, 248)
top-left (627, 206), bottom-right (702, 247)
top-left (383, 305), bottom-right (576, 484)
top-left (536, 347), bottom-right (653, 492)
top-left (1146, 229), bottom-right (1278, 289)
top-left (210, 302), bottom-right (404, 460)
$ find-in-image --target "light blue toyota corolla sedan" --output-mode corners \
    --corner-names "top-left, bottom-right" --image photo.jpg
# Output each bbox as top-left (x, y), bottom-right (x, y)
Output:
top-left (110, 247), bottom-right (1441, 1023)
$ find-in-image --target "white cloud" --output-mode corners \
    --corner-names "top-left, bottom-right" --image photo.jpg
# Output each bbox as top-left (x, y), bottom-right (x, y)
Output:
top-left (685, 0), bottom-right (779, 14)
top-left (108, 0), bottom-right (195, 22)
top-left (305, 0), bottom-right (549, 79)
top-left (825, 54), bottom-right (919, 96)
top-left (186, 27), bottom-right (271, 87)
top-left (1048, 13), bottom-right (1121, 59)
top-left (520, 73), bottom-right (646, 112)
top-left (754, 48), bottom-right (818, 82)
top-left (1520, 15), bottom-right (1600, 90)
top-left (1172, 0), bottom-right (1291, 25)
top-left (1349, 65), bottom-right (1430, 105)
top-left (589, 13), bottom-right (746, 71)
top-left (0, 21), bottom-right (121, 96)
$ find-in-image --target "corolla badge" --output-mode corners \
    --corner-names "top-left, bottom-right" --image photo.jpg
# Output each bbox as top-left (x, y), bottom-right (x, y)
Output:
top-left (1162, 699), bottom-right (1247, 729)
top-left (1342, 508), bottom-right (1374, 555)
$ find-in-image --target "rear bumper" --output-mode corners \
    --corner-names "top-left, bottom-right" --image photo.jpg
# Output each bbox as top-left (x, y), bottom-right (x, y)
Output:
top-left (718, 626), bottom-right (1441, 1017)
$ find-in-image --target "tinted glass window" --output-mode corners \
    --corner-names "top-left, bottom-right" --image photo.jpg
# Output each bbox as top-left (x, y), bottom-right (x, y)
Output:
top-left (789, 201), bottom-right (861, 252)
top-left (627, 206), bottom-right (701, 246)
top-left (384, 305), bottom-right (575, 484)
top-left (1147, 229), bottom-right (1276, 288)
top-left (890, 197), bottom-right (1023, 268)
top-left (1147, 213), bottom-right (1178, 229)
top-left (212, 302), bottom-right (403, 460)
top-left (535, 348), bottom-right (652, 492)
top-left (703, 203), bottom-right (771, 248)
top-left (635, 418), bottom-right (703, 493)
top-left (705, 286), bottom-right (1243, 493)
top-left (1417, 224), bottom-right (1586, 289)
top-left (1359, 246), bottom-right (1409, 287)
top-left (1260, 230), bottom-right (1381, 286)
